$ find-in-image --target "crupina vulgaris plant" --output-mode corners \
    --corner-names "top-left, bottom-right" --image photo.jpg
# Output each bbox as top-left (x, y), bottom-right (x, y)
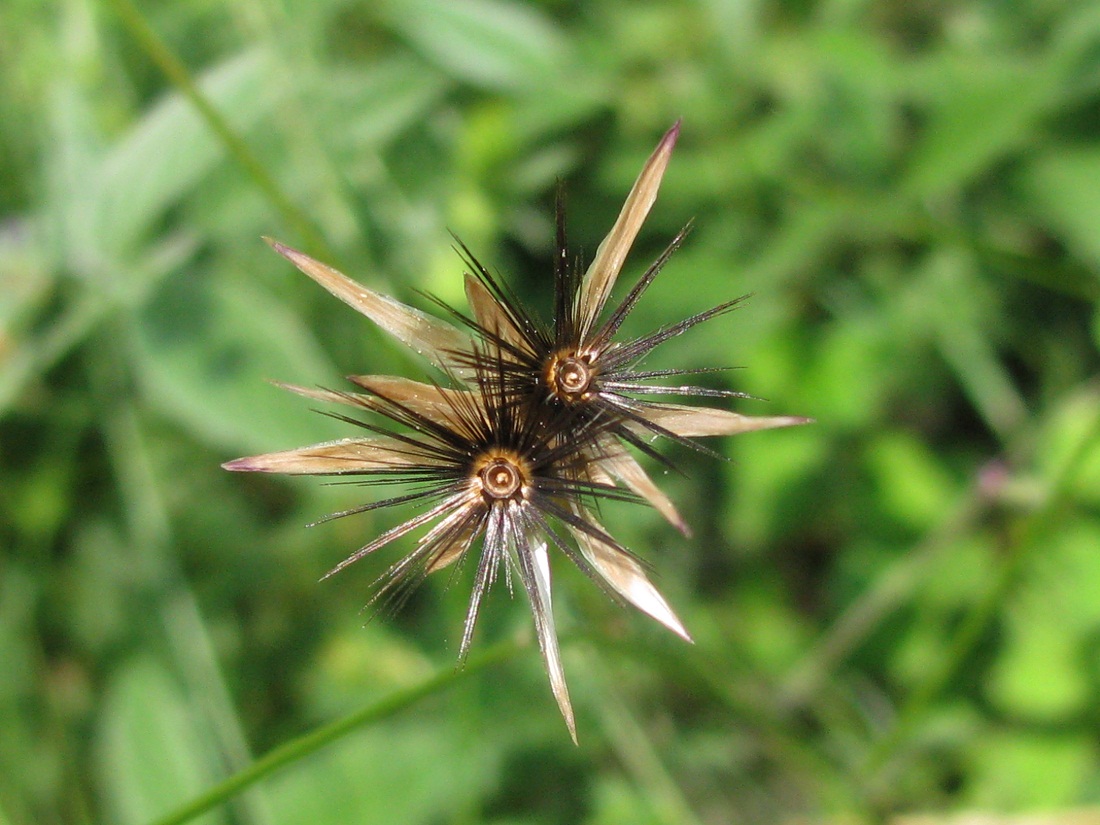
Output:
top-left (225, 121), bottom-right (810, 740)
top-left (226, 346), bottom-right (656, 741)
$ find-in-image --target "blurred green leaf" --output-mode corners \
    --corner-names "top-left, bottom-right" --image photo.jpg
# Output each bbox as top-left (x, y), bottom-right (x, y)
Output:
top-left (131, 273), bottom-right (341, 455)
top-left (0, 568), bottom-right (46, 825)
top-left (725, 425), bottom-right (827, 549)
top-left (864, 432), bottom-right (958, 531)
top-left (904, 57), bottom-right (1052, 198)
top-left (890, 536), bottom-right (994, 686)
top-left (0, 222), bottom-right (51, 330)
top-left (321, 58), bottom-right (449, 154)
top-left (988, 516), bottom-right (1100, 718)
top-left (378, 0), bottom-right (565, 90)
top-left (1037, 388), bottom-right (1100, 506)
top-left (95, 657), bottom-right (224, 825)
top-left (265, 718), bottom-right (501, 825)
top-left (802, 313), bottom-right (892, 429)
top-left (965, 732), bottom-right (1094, 808)
top-left (588, 775), bottom-right (665, 825)
top-left (1025, 148), bottom-right (1100, 267)
top-left (94, 48), bottom-right (280, 263)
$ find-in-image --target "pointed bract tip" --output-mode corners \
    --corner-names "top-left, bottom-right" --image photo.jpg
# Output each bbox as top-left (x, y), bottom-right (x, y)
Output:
top-left (640, 605), bottom-right (692, 641)
top-left (263, 236), bottom-right (298, 261)
top-left (669, 620), bottom-right (694, 644)
top-left (660, 119), bottom-right (682, 151)
top-left (555, 693), bottom-right (578, 744)
top-left (551, 679), bottom-right (579, 745)
top-left (652, 498), bottom-right (691, 538)
top-left (745, 414), bottom-right (816, 432)
top-left (222, 457), bottom-right (256, 472)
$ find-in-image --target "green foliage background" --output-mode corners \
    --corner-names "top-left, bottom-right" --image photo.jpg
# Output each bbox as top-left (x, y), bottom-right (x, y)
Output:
top-left (4, 0), bottom-right (1100, 822)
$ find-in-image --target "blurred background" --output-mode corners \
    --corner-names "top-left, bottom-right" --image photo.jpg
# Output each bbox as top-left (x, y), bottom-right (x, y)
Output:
top-left (4, 0), bottom-right (1100, 822)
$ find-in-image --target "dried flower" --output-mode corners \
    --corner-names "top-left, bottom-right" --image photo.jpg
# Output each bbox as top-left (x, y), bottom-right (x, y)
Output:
top-left (262, 122), bottom-right (809, 534)
top-left (229, 121), bottom-right (810, 740)
top-left (224, 348), bottom-right (687, 741)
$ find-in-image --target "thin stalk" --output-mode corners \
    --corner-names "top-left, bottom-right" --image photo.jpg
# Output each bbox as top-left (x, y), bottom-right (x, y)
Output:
top-left (147, 638), bottom-right (524, 825)
top-left (104, 0), bottom-right (331, 258)
top-left (586, 653), bottom-right (706, 825)
top-left (231, 0), bottom-right (367, 243)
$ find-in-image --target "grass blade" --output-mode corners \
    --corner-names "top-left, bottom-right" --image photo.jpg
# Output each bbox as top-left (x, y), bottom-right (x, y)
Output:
top-left (146, 638), bottom-right (523, 825)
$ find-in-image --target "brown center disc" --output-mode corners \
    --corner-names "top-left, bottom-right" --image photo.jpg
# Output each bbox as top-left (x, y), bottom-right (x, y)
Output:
top-left (547, 351), bottom-right (595, 400)
top-left (478, 457), bottom-right (524, 500)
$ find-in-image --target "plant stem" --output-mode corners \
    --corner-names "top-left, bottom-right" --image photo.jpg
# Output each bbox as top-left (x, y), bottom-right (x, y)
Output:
top-left (146, 638), bottom-right (523, 825)
top-left (104, 0), bottom-right (332, 258)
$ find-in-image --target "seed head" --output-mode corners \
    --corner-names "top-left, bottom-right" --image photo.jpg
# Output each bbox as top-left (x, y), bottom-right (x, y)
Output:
top-left (224, 347), bottom-right (689, 742)
top-left (230, 121), bottom-right (812, 741)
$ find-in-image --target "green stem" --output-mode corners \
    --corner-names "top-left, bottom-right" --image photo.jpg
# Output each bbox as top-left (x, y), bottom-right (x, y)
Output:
top-left (147, 638), bottom-right (524, 825)
top-left (585, 652), bottom-right (704, 825)
top-left (104, 0), bottom-right (331, 258)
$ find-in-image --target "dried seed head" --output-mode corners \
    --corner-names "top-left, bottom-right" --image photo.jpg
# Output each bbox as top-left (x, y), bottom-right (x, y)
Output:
top-left (474, 450), bottom-right (529, 501)
top-left (545, 349), bottom-right (598, 402)
top-left (224, 348), bottom-right (662, 745)
top-left (238, 121), bottom-right (814, 743)
top-left (263, 121), bottom-right (812, 544)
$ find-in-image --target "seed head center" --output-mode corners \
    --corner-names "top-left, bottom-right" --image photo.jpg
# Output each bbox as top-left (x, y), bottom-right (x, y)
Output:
top-left (548, 351), bottom-right (595, 400)
top-left (477, 455), bottom-right (526, 500)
